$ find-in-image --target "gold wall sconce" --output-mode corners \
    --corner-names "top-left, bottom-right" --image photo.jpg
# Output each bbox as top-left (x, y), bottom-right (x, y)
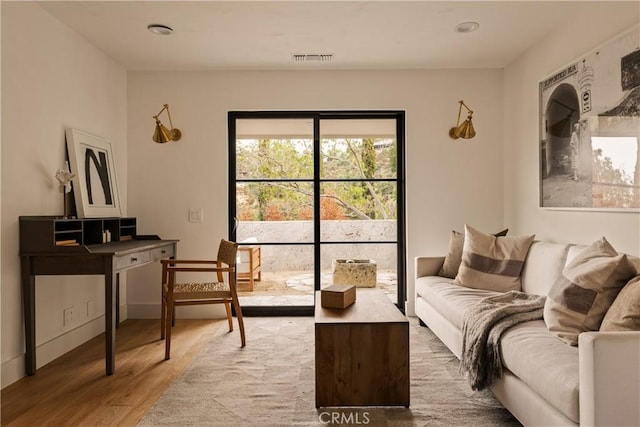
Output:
top-left (152, 104), bottom-right (182, 143)
top-left (449, 100), bottom-right (476, 139)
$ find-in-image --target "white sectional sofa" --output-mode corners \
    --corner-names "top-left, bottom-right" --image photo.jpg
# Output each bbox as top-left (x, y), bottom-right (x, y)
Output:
top-left (415, 240), bottom-right (640, 427)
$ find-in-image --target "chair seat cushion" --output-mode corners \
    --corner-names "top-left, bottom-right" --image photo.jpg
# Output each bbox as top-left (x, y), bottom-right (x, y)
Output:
top-left (165, 281), bottom-right (231, 300)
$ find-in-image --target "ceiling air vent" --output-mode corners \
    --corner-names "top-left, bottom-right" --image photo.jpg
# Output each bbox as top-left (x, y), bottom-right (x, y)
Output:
top-left (292, 54), bottom-right (334, 62)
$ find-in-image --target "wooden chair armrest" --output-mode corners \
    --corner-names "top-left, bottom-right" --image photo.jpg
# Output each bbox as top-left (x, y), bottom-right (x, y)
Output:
top-left (161, 259), bottom-right (219, 265)
top-left (166, 266), bottom-right (235, 273)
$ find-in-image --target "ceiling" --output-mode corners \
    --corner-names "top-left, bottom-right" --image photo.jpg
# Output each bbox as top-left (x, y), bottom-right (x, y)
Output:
top-left (36, 1), bottom-right (619, 71)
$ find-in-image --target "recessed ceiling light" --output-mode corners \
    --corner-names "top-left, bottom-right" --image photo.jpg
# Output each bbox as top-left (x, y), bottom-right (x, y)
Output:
top-left (147, 24), bottom-right (173, 35)
top-left (455, 22), bottom-right (480, 33)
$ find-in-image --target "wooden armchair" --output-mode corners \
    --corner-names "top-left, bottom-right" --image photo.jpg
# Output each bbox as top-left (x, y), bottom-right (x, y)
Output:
top-left (160, 239), bottom-right (245, 360)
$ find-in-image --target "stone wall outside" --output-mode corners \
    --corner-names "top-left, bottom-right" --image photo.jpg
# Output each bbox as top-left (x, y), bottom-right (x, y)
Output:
top-left (237, 220), bottom-right (397, 271)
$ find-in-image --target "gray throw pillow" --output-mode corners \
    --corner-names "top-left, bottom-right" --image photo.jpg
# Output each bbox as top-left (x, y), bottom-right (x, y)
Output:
top-left (544, 237), bottom-right (636, 346)
top-left (438, 228), bottom-right (508, 279)
top-left (600, 275), bottom-right (640, 331)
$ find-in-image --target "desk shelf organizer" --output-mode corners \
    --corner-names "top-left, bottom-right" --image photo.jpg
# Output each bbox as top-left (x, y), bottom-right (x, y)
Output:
top-left (20, 216), bottom-right (138, 251)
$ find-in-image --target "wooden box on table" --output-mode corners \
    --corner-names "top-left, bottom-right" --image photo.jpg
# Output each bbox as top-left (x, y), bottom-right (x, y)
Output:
top-left (321, 284), bottom-right (356, 309)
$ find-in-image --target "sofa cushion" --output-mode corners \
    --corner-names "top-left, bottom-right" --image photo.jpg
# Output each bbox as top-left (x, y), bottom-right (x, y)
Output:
top-left (500, 320), bottom-right (580, 422)
top-left (438, 228), bottom-right (508, 279)
top-left (600, 275), bottom-right (640, 331)
top-left (417, 276), bottom-right (581, 422)
top-left (520, 241), bottom-right (572, 296)
top-left (544, 237), bottom-right (636, 345)
top-left (455, 225), bottom-right (535, 292)
top-left (415, 276), bottom-right (499, 328)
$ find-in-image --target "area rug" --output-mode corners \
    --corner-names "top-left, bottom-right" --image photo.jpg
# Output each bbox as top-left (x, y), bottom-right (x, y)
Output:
top-left (139, 317), bottom-right (521, 426)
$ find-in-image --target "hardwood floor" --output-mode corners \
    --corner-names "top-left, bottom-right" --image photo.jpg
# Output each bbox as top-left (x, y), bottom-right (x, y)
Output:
top-left (1, 319), bottom-right (224, 426)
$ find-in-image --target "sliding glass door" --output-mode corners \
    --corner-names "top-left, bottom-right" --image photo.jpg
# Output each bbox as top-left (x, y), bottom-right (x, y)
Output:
top-left (229, 111), bottom-right (405, 315)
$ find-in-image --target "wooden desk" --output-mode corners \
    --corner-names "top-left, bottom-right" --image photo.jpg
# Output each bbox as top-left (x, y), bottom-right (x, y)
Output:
top-left (19, 216), bottom-right (177, 376)
top-left (314, 288), bottom-right (409, 407)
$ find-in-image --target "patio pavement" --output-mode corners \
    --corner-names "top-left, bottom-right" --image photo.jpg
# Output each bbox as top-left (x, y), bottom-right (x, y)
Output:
top-left (238, 270), bottom-right (397, 306)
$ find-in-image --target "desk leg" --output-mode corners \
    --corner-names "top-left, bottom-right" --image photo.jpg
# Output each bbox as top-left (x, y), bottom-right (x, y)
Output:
top-left (105, 257), bottom-right (116, 375)
top-left (116, 272), bottom-right (120, 327)
top-left (21, 256), bottom-right (36, 376)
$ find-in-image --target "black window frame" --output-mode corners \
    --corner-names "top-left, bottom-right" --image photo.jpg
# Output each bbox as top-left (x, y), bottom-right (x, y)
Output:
top-left (228, 110), bottom-right (406, 316)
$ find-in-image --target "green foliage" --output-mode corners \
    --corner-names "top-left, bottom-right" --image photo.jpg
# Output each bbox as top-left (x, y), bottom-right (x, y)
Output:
top-left (592, 148), bottom-right (639, 208)
top-left (362, 138), bottom-right (376, 179)
top-left (236, 137), bottom-right (398, 220)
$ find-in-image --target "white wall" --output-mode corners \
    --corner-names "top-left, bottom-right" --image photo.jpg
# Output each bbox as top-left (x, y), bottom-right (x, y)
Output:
top-left (126, 69), bottom-right (505, 318)
top-left (1, 2), bottom-right (127, 387)
top-left (503, 4), bottom-right (640, 256)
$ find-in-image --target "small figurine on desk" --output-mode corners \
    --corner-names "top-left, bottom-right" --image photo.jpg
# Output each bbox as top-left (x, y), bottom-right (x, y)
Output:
top-left (55, 161), bottom-right (76, 219)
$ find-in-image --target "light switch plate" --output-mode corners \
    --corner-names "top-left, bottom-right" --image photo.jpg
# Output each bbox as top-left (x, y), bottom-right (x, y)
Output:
top-left (188, 208), bottom-right (204, 223)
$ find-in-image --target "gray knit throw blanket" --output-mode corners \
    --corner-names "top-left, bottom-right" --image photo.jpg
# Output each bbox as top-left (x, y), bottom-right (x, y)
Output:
top-left (460, 290), bottom-right (546, 391)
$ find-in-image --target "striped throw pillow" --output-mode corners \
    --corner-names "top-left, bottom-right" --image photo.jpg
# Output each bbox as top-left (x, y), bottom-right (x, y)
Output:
top-left (544, 237), bottom-right (636, 345)
top-left (454, 225), bottom-right (534, 292)
top-left (438, 228), bottom-right (509, 279)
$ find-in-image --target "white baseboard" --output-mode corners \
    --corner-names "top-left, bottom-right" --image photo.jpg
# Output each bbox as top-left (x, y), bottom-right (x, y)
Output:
top-left (1, 354), bottom-right (26, 389)
top-left (2, 315), bottom-right (105, 388)
top-left (405, 298), bottom-right (416, 317)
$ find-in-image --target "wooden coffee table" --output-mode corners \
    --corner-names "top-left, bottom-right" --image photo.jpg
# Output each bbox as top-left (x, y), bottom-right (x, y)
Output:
top-left (314, 288), bottom-right (409, 407)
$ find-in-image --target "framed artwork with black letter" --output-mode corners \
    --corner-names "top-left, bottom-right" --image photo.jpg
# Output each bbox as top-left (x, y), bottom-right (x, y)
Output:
top-left (66, 128), bottom-right (122, 218)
